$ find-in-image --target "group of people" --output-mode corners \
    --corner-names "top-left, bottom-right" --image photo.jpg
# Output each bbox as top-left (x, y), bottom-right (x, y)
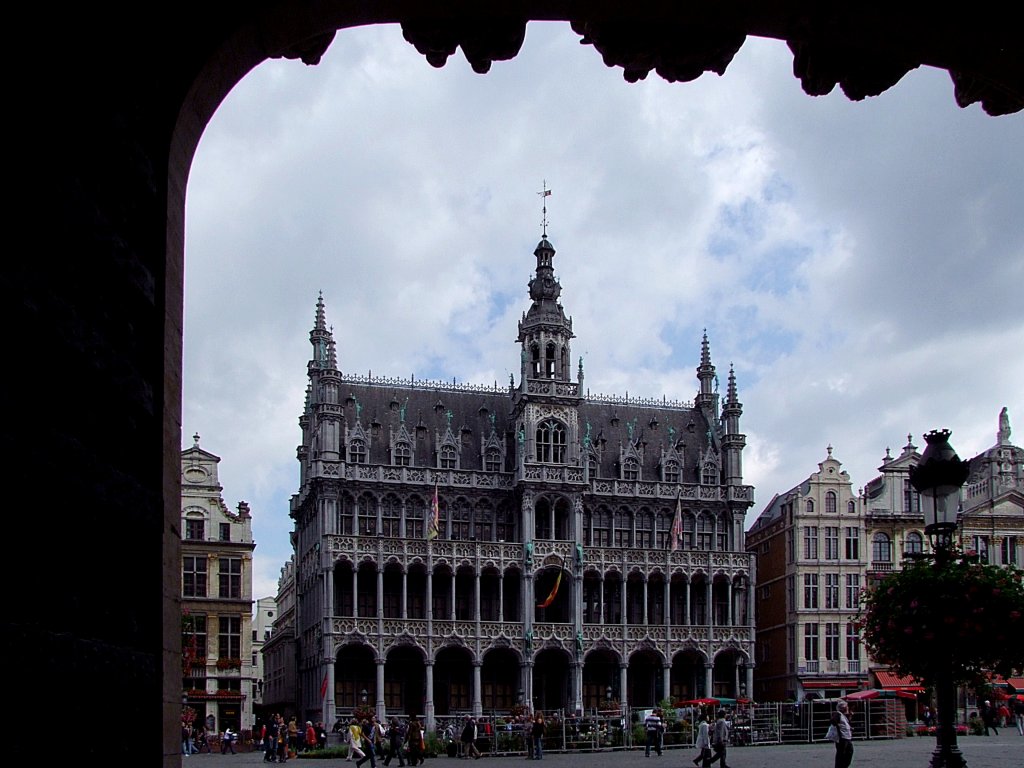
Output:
top-left (978, 698), bottom-right (1024, 736)
top-left (259, 714), bottom-right (328, 761)
top-left (692, 710), bottom-right (732, 768)
top-left (181, 714), bottom-right (240, 756)
top-left (344, 714), bottom-right (426, 768)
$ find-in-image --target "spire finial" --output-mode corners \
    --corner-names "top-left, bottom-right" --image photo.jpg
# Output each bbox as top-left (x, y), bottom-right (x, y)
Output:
top-left (538, 181), bottom-right (552, 237)
top-left (193, 433), bottom-right (200, 448)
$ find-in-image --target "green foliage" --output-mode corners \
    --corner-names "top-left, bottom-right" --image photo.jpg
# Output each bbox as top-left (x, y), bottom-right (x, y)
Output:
top-left (859, 556), bottom-right (1024, 687)
top-left (423, 731), bottom-right (442, 757)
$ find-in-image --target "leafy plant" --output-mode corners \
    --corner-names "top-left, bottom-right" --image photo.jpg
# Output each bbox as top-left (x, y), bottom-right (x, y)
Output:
top-left (859, 555), bottom-right (1024, 687)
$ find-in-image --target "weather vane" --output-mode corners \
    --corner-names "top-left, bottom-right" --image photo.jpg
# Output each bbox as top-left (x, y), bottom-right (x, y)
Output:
top-left (538, 180), bottom-right (552, 237)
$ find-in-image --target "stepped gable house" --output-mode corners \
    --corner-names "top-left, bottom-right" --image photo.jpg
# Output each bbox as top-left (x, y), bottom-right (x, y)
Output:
top-left (289, 232), bottom-right (756, 727)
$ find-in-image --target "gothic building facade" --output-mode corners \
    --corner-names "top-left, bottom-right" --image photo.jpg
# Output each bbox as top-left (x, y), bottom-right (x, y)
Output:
top-left (289, 235), bottom-right (755, 728)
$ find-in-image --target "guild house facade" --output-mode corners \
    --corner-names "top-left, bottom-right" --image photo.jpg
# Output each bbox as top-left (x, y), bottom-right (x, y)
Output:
top-left (288, 233), bottom-right (756, 728)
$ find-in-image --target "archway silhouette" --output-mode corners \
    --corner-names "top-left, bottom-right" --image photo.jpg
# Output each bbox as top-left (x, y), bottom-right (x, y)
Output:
top-left (9, 3), bottom-right (1019, 763)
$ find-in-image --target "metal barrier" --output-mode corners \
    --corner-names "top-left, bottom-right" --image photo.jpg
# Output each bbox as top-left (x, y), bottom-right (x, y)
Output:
top-left (404, 700), bottom-right (906, 756)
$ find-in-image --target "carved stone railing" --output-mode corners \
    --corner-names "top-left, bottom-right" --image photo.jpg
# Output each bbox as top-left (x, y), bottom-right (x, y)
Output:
top-left (526, 379), bottom-right (580, 397)
top-left (581, 547), bottom-right (753, 574)
top-left (522, 465), bottom-right (587, 484)
top-left (588, 481), bottom-right (753, 504)
top-left (326, 536), bottom-right (528, 566)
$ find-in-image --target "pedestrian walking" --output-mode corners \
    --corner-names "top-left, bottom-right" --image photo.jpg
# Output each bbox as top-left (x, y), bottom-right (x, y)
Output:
top-left (348, 719), bottom-right (367, 764)
top-left (356, 719), bottom-right (378, 768)
top-left (692, 714), bottom-right (711, 768)
top-left (644, 708), bottom-right (664, 757)
top-left (384, 717), bottom-right (407, 767)
top-left (981, 700), bottom-right (999, 736)
top-left (827, 700), bottom-right (854, 768)
top-left (461, 716), bottom-right (481, 759)
top-left (221, 727), bottom-right (237, 754)
top-left (1014, 697), bottom-right (1024, 736)
top-left (706, 710), bottom-right (730, 768)
top-left (406, 717), bottom-right (425, 767)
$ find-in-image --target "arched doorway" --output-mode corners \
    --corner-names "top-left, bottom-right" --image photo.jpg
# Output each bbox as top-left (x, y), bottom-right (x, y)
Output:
top-left (435, 646), bottom-right (474, 715)
top-left (628, 648), bottom-right (664, 708)
top-left (582, 648), bottom-right (622, 711)
top-left (481, 647), bottom-right (520, 711)
top-left (336, 644), bottom-right (377, 714)
top-left (533, 648), bottom-right (571, 712)
top-left (385, 645), bottom-right (426, 717)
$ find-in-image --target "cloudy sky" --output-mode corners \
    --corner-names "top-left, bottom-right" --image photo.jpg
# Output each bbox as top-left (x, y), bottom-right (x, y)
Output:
top-left (183, 21), bottom-right (1023, 601)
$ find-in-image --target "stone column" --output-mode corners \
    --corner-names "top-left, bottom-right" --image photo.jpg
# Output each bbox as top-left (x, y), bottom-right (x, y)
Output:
top-left (425, 662), bottom-right (435, 733)
top-left (473, 660), bottom-right (483, 716)
top-left (726, 579), bottom-right (733, 626)
top-left (704, 664), bottom-right (713, 699)
top-left (685, 578), bottom-right (691, 625)
top-left (619, 664), bottom-right (629, 712)
top-left (376, 659), bottom-right (386, 720)
top-left (662, 663), bottom-right (671, 706)
top-left (377, 563), bottom-right (384, 634)
top-left (402, 569), bottom-right (408, 620)
top-left (642, 574), bottom-right (649, 624)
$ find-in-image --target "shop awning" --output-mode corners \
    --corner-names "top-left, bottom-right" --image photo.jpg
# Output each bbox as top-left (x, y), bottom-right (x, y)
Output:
top-left (1006, 678), bottom-right (1024, 692)
top-left (803, 679), bottom-right (863, 688)
top-left (846, 688), bottom-right (918, 701)
top-left (875, 670), bottom-right (925, 692)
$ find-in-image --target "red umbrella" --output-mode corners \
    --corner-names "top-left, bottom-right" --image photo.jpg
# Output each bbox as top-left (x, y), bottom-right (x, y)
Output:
top-left (678, 698), bottom-right (720, 706)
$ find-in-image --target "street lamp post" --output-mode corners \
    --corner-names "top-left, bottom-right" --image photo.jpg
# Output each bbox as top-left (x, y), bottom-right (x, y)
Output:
top-left (908, 429), bottom-right (970, 768)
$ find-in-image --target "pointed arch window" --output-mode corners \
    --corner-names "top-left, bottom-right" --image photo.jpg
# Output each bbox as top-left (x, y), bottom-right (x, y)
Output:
top-left (531, 344), bottom-right (541, 378)
top-left (406, 496), bottom-right (425, 539)
top-left (536, 419), bottom-right (567, 463)
top-left (662, 460), bottom-right (680, 483)
top-left (635, 508), bottom-right (654, 548)
top-left (439, 444), bottom-right (457, 469)
top-left (702, 463), bottom-right (717, 485)
top-left (587, 451), bottom-right (599, 478)
top-left (696, 512), bottom-right (713, 550)
top-left (393, 441), bottom-right (411, 466)
top-left (622, 457), bottom-right (640, 481)
top-left (682, 512), bottom-right (695, 550)
top-left (545, 342), bottom-right (557, 378)
top-left (381, 495), bottom-right (401, 537)
top-left (613, 507), bottom-right (632, 547)
top-left (484, 447), bottom-right (502, 473)
top-left (593, 506), bottom-right (612, 546)
top-left (349, 438), bottom-right (367, 464)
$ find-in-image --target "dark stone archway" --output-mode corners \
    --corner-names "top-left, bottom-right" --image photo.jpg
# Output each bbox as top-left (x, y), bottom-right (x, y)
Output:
top-left (9, 2), bottom-right (1019, 764)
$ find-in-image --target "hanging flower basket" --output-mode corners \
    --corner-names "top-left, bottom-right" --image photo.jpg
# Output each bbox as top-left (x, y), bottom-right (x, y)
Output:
top-left (216, 657), bottom-right (243, 670)
top-left (859, 555), bottom-right (1024, 687)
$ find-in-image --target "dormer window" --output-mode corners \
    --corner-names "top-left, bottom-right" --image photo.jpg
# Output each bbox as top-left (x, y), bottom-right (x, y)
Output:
top-left (702, 463), bottom-right (717, 486)
top-left (349, 439), bottom-right (367, 464)
top-left (394, 442), bottom-right (411, 466)
top-left (440, 444), bottom-right (457, 469)
top-left (485, 448), bottom-right (502, 472)
top-left (536, 419), bottom-right (566, 463)
top-left (663, 460), bottom-right (680, 483)
top-left (622, 457), bottom-right (639, 481)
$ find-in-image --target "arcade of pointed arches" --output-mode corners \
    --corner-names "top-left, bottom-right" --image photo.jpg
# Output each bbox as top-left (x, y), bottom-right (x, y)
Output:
top-left (327, 638), bottom-right (751, 717)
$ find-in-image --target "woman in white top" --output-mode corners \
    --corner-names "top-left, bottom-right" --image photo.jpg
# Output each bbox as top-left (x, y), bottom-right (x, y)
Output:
top-left (692, 714), bottom-right (712, 768)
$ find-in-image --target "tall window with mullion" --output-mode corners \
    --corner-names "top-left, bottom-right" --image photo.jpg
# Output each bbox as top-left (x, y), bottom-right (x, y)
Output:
top-left (218, 557), bottom-right (241, 599)
top-left (536, 419), bottom-right (567, 463)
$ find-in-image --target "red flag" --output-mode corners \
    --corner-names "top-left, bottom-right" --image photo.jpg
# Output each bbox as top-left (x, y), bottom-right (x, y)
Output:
top-left (537, 570), bottom-right (562, 609)
top-left (543, 190), bottom-right (552, 197)
top-left (320, 671), bottom-right (329, 700)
